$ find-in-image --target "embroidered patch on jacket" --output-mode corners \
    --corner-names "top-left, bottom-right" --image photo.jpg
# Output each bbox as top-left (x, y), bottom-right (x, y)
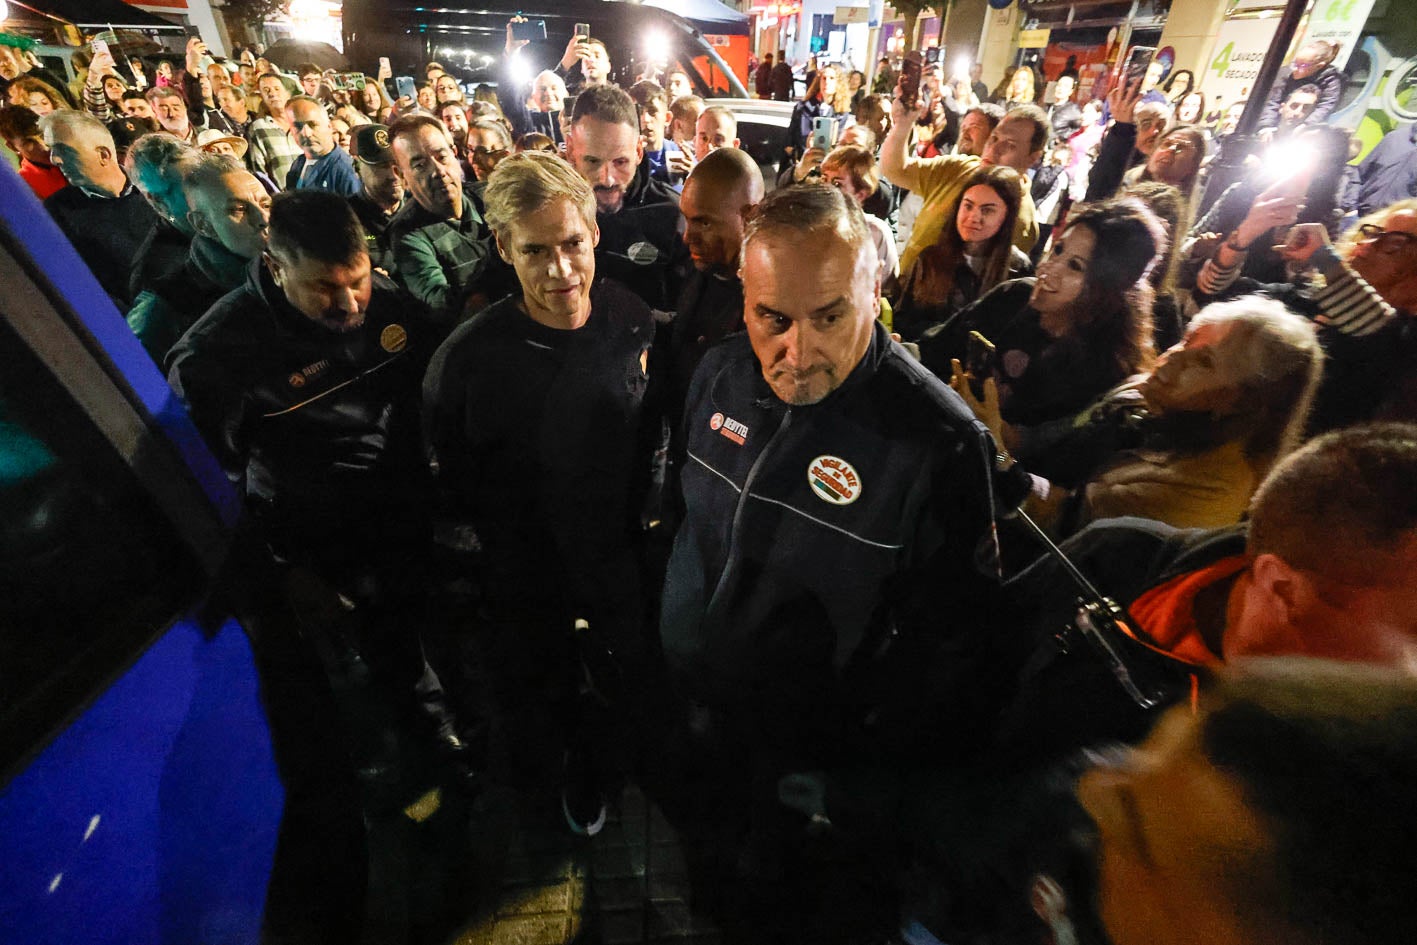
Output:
top-left (709, 411), bottom-right (748, 445)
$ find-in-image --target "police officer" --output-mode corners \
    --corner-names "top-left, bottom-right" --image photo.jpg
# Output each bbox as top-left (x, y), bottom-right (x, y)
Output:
top-left (348, 123), bottom-right (404, 278)
top-left (386, 114), bottom-right (510, 328)
top-left (564, 84), bottom-right (690, 310)
top-left (658, 184), bottom-right (1010, 944)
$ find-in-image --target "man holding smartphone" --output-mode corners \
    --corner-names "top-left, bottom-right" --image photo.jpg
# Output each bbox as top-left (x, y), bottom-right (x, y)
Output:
top-left (557, 27), bottom-right (611, 91)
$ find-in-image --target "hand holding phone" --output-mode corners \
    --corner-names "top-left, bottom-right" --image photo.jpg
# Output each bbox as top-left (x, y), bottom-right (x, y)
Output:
top-left (966, 331), bottom-right (997, 399)
top-left (811, 116), bottom-right (838, 152)
top-left (575, 22), bottom-right (591, 40)
top-left (378, 57), bottom-right (392, 80)
top-left (395, 75), bottom-right (416, 103)
top-left (510, 17), bottom-right (547, 43)
top-left (1121, 46), bottom-right (1156, 93)
top-left (899, 51), bottom-right (923, 110)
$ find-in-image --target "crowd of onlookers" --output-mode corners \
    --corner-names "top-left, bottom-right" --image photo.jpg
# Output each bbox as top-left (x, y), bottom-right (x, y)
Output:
top-left (4, 23), bottom-right (1417, 945)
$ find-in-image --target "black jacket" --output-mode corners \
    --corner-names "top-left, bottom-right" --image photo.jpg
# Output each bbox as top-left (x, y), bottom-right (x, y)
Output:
top-left (595, 160), bottom-right (690, 311)
top-left (661, 323), bottom-right (1009, 765)
top-left (167, 261), bottom-right (437, 563)
top-left (44, 182), bottom-right (158, 308)
top-left (423, 279), bottom-right (657, 621)
top-left (990, 518), bottom-right (1245, 768)
top-left (349, 190), bottom-right (401, 279)
top-left (1083, 119), bottom-right (1139, 203)
top-left (919, 279), bottom-right (1131, 432)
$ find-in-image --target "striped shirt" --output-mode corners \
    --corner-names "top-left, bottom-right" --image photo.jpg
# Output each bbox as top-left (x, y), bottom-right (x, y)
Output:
top-left (1197, 244), bottom-right (1396, 336)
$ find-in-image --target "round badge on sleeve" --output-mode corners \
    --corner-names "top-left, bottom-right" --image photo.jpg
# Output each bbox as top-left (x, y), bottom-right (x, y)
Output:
top-left (380, 323), bottom-right (408, 353)
top-left (808, 455), bottom-right (862, 505)
top-left (627, 241), bottom-right (659, 265)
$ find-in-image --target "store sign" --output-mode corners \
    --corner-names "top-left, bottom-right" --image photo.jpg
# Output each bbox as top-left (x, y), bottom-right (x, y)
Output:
top-left (1299, 0), bottom-right (1378, 70)
top-left (834, 5), bottom-right (869, 25)
top-left (1018, 28), bottom-right (1050, 48)
top-left (1200, 16), bottom-right (1276, 110)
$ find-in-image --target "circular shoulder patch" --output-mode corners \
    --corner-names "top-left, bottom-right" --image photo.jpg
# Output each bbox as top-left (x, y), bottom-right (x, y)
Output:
top-left (807, 455), bottom-right (862, 506)
top-left (1001, 348), bottom-right (1030, 379)
top-left (627, 241), bottom-right (659, 265)
top-left (710, 412), bottom-right (725, 430)
top-left (380, 323), bottom-right (408, 353)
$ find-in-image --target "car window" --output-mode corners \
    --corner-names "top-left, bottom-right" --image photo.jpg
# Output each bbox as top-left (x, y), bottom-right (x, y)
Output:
top-left (0, 317), bottom-right (202, 778)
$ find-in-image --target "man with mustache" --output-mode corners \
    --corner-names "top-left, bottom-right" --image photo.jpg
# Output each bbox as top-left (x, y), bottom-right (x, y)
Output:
top-left (387, 114), bottom-right (508, 328)
top-left (564, 83), bottom-right (689, 309)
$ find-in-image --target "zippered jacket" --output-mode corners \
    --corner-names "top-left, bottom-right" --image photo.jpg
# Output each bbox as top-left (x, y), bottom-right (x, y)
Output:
top-left (661, 323), bottom-right (1012, 765)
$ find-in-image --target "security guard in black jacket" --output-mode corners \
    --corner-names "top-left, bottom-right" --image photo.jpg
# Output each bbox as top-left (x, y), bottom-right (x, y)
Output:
top-left (565, 84), bottom-right (691, 312)
top-left (168, 191), bottom-right (468, 788)
top-left (658, 185), bottom-right (1012, 945)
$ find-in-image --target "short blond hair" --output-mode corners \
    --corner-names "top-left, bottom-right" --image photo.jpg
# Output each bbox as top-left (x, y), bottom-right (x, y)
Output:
top-left (484, 150), bottom-right (596, 236)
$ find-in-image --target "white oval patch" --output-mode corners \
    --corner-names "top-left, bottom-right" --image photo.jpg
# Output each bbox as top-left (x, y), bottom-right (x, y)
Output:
top-left (628, 241), bottom-right (659, 265)
top-left (710, 411), bottom-right (725, 430)
top-left (807, 455), bottom-right (862, 506)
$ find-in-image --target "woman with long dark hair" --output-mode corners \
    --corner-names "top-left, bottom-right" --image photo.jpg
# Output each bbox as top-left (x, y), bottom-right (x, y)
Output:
top-left (893, 165), bottom-right (1031, 341)
top-left (922, 197), bottom-right (1165, 469)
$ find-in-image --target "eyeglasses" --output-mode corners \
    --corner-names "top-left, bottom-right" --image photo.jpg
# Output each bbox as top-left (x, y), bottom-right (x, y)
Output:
top-left (1357, 224), bottom-right (1417, 255)
top-left (1159, 139), bottom-right (1197, 153)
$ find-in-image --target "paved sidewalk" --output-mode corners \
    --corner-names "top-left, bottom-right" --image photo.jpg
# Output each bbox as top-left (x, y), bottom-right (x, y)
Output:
top-left (451, 785), bottom-right (721, 945)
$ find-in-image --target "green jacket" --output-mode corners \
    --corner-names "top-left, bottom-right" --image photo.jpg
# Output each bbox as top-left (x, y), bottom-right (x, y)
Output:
top-left (388, 185), bottom-right (511, 328)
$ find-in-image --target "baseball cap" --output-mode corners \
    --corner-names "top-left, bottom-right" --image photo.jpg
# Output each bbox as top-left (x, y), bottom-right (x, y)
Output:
top-left (107, 116), bottom-right (154, 153)
top-left (351, 123), bottom-right (393, 164)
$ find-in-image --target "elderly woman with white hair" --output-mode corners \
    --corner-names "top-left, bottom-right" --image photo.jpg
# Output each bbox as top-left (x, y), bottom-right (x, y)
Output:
top-left (973, 295), bottom-right (1325, 536)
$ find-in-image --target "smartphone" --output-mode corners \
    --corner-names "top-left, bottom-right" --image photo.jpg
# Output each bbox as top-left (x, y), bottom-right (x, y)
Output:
top-left (346, 72), bottom-right (367, 91)
top-left (379, 56), bottom-right (391, 74)
top-left (1121, 45), bottom-right (1156, 91)
top-left (811, 116), bottom-right (838, 152)
top-left (966, 331), bottom-right (997, 399)
top-left (574, 22), bottom-right (591, 40)
top-left (395, 75), bottom-right (416, 102)
top-left (511, 18), bottom-right (547, 42)
top-left (91, 38), bottom-right (110, 58)
top-left (900, 51), bottom-right (923, 109)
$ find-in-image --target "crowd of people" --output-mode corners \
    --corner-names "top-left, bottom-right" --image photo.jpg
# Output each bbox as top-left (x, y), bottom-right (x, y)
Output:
top-left (4, 23), bottom-right (1417, 945)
